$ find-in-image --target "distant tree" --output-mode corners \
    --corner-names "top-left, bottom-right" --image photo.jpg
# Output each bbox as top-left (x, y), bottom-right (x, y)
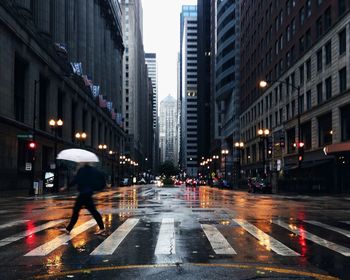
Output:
top-left (158, 161), bottom-right (179, 177)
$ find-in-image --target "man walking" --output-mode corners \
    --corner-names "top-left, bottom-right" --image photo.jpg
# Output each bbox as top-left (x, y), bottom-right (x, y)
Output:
top-left (60, 163), bottom-right (105, 235)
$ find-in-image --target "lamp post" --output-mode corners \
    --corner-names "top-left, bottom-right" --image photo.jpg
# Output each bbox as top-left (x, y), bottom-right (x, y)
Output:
top-left (258, 128), bottom-right (270, 176)
top-left (221, 149), bottom-right (229, 181)
top-left (49, 118), bottom-right (63, 193)
top-left (234, 142), bottom-right (244, 181)
top-left (119, 155), bottom-right (126, 181)
top-left (109, 150), bottom-right (116, 187)
top-left (75, 132), bottom-right (87, 147)
top-left (98, 144), bottom-right (108, 169)
top-left (260, 80), bottom-right (302, 167)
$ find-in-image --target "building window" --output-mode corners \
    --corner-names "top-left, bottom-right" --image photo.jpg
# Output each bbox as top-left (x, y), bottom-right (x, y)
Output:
top-left (325, 40), bottom-right (332, 65)
top-left (305, 29), bottom-right (311, 49)
top-left (317, 82), bottom-right (323, 104)
top-left (299, 64), bottom-right (304, 85)
top-left (299, 6), bottom-right (305, 25)
top-left (318, 113), bottom-right (332, 146)
top-left (341, 105), bottom-right (350, 141)
top-left (338, 28), bottom-right (346, 55)
top-left (299, 36), bottom-right (305, 54)
top-left (339, 67), bottom-right (347, 93)
top-left (286, 127), bottom-right (296, 154)
top-left (316, 16), bottom-right (323, 38)
top-left (325, 76), bottom-right (332, 99)
top-left (39, 75), bottom-right (49, 131)
top-left (306, 58), bottom-right (311, 80)
top-left (299, 94), bottom-right (304, 113)
top-left (306, 0), bottom-right (312, 17)
top-left (324, 7), bottom-right (332, 30)
top-left (301, 121), bottom-right (312, 150)
top-left (14, 55), bottom-right (27, 122)
top-left (317, 48), bottom-right (323, 72)
top-left (291, 18), bottom-right (296, 35)
top-left (338, 0), bottom-right (346, 16)
top-left (306, 90), bottom-right (311, 110)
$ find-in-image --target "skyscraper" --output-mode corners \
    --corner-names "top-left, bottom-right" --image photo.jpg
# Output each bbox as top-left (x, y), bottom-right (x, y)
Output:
top-left (179, 5), bottom-right (198, 177)
top-left (145, 53), bottom-right (158, 129)
top-left (159, 96), bottom-right (178, 164)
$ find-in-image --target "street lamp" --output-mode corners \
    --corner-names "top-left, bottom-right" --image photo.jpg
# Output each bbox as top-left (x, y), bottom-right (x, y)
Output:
top-left (234, 142), bottom-right (244, 181)
top-left (221, 149), bottom-right (229, 181)
top-left (49, 118), bottom-right (63, 193)
top-left (260, 80), bottom-right (302, 167)
top-left (98, 144), bottom-right (108, 169)
top-left (257, 128), bottom-right (270, 176)
top-left (75, 132), bottom-right (87, 147)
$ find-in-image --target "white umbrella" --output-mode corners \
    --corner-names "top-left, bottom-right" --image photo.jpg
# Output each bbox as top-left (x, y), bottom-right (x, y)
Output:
top-left (57, 148), bottom-right (99, 163)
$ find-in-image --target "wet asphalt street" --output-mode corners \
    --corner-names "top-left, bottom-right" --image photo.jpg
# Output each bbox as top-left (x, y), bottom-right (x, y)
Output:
top-left (0, 184), bottom-right (349, 280)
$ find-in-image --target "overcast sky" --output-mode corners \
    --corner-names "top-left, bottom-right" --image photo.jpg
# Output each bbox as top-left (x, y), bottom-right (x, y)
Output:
top-left (141, 0), bottom-right (197, 105)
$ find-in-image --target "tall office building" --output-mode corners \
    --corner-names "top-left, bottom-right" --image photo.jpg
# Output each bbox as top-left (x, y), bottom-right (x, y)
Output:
top-left (180, 5), bottom-right (198, 177)
top-left (121, 0), bottom-right (152, 165)
top-left (159, 96), bottom-right (178, 164)
top-left (0, 0), bottom-right (125, 191)
top-left (214, 0), bottom-right (241, 180)
top-left (240, 1), bottom-right (350, 192)
top-left (197, 0), bottom-right (212, 161)
top-left (145, 53), bottom-right (158, 129)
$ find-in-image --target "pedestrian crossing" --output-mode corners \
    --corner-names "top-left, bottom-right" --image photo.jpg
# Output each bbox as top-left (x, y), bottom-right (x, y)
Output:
top-left (0, 217), bottom-right (349, 259)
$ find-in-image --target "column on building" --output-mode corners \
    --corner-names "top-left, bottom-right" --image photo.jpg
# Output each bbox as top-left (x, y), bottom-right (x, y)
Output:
top-left (65, 0), bottom-right (77, 61)
top-left (50, 0), bottom-right (65, 43)
top-left (77, 0), bottom-right (87, 70)
top-left (35, 0), bottom-right (50, 35)
top-left (332, 107), bottom-right (341, 144)
top-left (93, 2), bottom-right (101, 86)
top-left (15, 0), bottom-right (30, 10)
top-left (311, 117), bottom-right (318, 149)
top-left (86, 0), bottom-right (94, 77)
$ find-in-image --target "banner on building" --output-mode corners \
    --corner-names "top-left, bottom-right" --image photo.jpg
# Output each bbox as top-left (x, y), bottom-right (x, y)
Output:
top-left (107, 101), bottom-right (113, 112)
top-left (82, 75), bottom-right (93, 87)
top-left (54, 43), bottom-right (68, 54)
top-left (91, 85), bottom-right (100, 98)
top-left (70, 62), bottom-right (83, 76)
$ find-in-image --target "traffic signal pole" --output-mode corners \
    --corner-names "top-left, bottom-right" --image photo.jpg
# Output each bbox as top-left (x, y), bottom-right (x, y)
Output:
top-left (30, 80), bottom-right (39, 195)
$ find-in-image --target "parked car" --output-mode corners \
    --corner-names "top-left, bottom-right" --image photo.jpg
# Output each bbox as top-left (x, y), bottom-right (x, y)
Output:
top-left (137, 178), bottom-right (147, 184)
top-left (185, 178), bottom-right (197, 187)
top-left (120, 178), bottom-right (130, 186)
top-left (248, 177), bottom-right (272, 193)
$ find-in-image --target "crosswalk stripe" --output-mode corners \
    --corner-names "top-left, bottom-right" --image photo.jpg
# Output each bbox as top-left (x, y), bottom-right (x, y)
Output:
top-left (201, 224), bottom-right (236, 255)
top-left (342, 221), bottom-right (350, 225)
top-left (0, 219), bottom-right (66, 248)
top-left (155, 218), bottom-right (175, 255)
top-left (273, 219), bottom-right (350, 256)
top-left (304, 220), bottom-right (350, 238)
top-left (24, 219), bottom-right (97, 256)
top-left (90, 218), bottom-right (139, 255)
top-left (233, 219), bottom-right (300, 256)
top-left (0, 220), bottom-right (30, 230)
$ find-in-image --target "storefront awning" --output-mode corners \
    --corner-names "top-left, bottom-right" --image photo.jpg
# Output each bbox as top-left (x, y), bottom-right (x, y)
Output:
top-left (324, 142), bottom-right (350, 155)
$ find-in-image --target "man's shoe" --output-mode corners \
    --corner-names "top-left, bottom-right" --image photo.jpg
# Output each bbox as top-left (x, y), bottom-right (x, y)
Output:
top-left (94, 229), bottom-right (106, 235)
top-left (59, 228), bottom-right (70, 234)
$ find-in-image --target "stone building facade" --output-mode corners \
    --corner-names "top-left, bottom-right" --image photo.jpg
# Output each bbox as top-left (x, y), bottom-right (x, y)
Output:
top-left (240, 1), bottom-right (350, 193)
top-left (0, 0), bottom-right (125, 191)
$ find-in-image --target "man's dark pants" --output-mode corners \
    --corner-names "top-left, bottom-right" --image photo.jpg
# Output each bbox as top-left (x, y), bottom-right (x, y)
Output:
top-left (66, 193), bottom-right (104, 232)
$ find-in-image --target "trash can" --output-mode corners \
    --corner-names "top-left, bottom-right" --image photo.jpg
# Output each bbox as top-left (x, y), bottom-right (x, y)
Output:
top-left (33, 181), bottom-right (39, 195)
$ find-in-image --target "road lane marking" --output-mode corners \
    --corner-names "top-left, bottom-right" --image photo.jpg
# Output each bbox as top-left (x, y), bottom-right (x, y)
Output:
top-left (0, 219), bottom-right (30, 229)
top-left (304, 220), bottom-right (350, 238)
top-left (0, 219), bottom-right (66, 247)
top-left (273, 219), bottom-right (350, 256)
top-left (33, 263), bottom-right (340, 280)
top-left (25, 219), bottom-right (97, 256)
top-left (90, 218), bottom-right (139, 255)
top-left (233, 219), bottom-right (300, 256)
top-left (155, 218), bottom-right (175, 255)
top-left (201, 224), bottom-right (236, 254)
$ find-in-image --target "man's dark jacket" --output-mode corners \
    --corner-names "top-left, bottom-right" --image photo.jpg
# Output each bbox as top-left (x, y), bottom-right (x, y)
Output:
top-left (69, 165), bottom-right (105, 195)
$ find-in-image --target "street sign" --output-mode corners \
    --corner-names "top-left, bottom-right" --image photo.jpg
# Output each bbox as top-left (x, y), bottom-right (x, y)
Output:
top-left (17, 134), bottom-right (33, 139)
top-left (25, 162), bottom-right (32, 171)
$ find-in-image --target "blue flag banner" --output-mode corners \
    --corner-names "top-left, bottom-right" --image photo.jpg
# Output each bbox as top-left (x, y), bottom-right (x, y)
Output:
top-left (91, 85), bottom-right (100, 98)
top-left (70, 62), bottom-right (83, 76)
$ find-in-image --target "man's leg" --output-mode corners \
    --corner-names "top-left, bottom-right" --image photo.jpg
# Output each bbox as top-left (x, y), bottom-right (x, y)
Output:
top-left (84, 195), bottom-right (104, 230)
top-left (66, 195), bottom-right (83, 232)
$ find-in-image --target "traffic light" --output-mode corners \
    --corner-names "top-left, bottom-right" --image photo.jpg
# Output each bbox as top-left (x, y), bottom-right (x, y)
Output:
top-left (28, 141), bottom-right (36, 149)
top-left (298, 142), bottom-right (304, 162)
